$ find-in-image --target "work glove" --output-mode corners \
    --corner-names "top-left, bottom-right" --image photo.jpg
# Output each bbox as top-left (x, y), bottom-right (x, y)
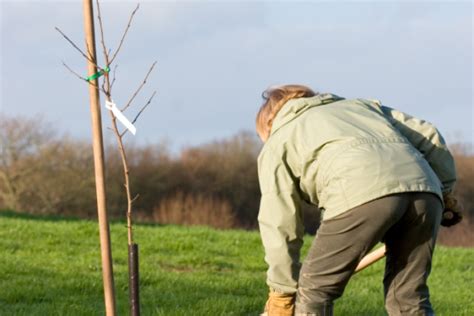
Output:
top-left (261, 289), bottom-right (295, 316)
top-left (441, 193), bottom-right (463, 227)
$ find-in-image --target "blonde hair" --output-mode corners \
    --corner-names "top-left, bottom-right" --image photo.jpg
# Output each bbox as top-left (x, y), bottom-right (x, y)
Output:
top-left (256, 84), bottom-right (317, 141)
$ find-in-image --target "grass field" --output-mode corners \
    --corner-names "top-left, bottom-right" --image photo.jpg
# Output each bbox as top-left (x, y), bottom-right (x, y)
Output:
top-left (0, 211), bottom-right (472, 315)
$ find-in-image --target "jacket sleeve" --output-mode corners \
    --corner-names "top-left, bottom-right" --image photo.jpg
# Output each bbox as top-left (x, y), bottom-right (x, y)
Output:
top-left (380, 105), bottom-right (457, 193)
top-left (257, 147), bottom-right (304, 294)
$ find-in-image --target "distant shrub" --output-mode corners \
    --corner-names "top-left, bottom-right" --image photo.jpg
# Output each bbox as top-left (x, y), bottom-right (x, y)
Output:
top-left (437, 146), bottom-right (474, 247)
top-left (152, 191), bottom-right (236, 229)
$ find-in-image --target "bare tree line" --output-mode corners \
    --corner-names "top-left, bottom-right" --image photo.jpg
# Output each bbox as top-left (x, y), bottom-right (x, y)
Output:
top-left (0, 115), bottom-right (260, 227)
top-left (0, 115), bottom-right (472, 246)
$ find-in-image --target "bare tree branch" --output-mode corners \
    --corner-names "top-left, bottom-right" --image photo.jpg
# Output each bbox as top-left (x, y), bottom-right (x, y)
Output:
top-left (62, 61), bottom-right (88, 81)
top-left (120, 90), bottom-right (157, 138)
top-left (85, 42), bottom-right (96, 65)
top-left (61, 61), bottom-right (107, 94)
top-left (95, 0), bottom-right (109, 62)
top-left (132, 91), bottom-right (156, 125)
top-left (94, 0), bottom-right (112, 100)
top-left (55, 27), bottom-right (101, 70)
top-left (110, 65), bottom-right (119, 90)
top-left (131, 194), bottom-right (140, 204)
top-left (110, 4), bottom-right (140, 64)
top-left (122, 61), bottom-right (157, 112)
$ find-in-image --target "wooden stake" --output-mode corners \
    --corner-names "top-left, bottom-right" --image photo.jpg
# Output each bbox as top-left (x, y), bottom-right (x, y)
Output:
top-left (83, 0), bottom-right (117, 314)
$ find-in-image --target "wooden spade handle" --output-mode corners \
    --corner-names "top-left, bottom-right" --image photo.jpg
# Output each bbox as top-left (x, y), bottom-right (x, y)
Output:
top-left (355, 245), bottom-right (386, 273)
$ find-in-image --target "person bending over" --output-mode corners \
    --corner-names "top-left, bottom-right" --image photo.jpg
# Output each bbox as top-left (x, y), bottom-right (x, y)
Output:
top-left (256, 85), bottom-right (462, 316)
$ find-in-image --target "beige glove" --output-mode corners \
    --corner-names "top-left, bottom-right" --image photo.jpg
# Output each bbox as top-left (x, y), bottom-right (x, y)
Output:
top-left (442, 193), bottom-right (463, 227)
top-left (262, 289), bottom-right (295, 316)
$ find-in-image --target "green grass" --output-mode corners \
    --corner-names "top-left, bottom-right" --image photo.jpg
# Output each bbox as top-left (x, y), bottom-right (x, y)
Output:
top-left (0, 211), bottom-right (472, 315)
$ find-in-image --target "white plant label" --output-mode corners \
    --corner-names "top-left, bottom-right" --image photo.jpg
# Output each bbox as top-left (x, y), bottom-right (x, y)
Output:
top-left (105, 100), bottom-right (137, 135)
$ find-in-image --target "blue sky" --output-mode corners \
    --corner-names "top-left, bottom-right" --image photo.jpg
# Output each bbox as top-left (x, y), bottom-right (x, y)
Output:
top-left (1, 0), bottom-right (472, 150)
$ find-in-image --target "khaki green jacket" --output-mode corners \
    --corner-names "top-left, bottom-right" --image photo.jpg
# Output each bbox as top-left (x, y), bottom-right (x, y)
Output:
top-left (257, 93), bottom-right (456, 293)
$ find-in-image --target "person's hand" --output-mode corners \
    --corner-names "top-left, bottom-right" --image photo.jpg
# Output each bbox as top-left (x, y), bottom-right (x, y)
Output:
top-left (442, 193), bottom-right (463, 227)
top-left (262, 289), bottom-right (295, 316)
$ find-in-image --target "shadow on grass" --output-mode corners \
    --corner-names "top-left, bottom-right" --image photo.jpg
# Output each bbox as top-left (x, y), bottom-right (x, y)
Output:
top-left (0, 209), bottom-right (86, 222)
top-left (0, 209), bottom-right (167, 228)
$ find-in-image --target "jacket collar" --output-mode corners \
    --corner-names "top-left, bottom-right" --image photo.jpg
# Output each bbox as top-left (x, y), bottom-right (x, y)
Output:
top-left (270, 93), bottom-right (344, 136)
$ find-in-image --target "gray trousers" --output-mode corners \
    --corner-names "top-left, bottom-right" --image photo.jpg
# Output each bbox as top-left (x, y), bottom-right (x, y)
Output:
top-left (295, 192), bottom-right (442, 316)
